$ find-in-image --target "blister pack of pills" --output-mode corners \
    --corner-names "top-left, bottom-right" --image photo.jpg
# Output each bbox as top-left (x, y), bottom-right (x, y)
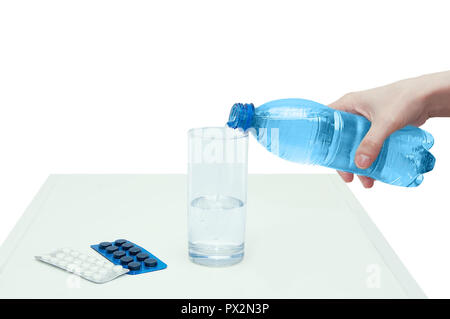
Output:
top-left (91, 239), bottom-right (167, 275)
top-left (35, 248), bottom-right (129, 284)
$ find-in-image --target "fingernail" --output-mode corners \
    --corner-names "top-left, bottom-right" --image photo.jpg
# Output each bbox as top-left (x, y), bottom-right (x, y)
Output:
top-left (356, 154), bottom-right (371, 169)
top-left (363, 180), bottom-right (375, 188)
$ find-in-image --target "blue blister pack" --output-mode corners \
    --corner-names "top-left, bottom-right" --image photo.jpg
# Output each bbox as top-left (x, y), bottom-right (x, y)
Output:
top-left (91, 239), bottom-right (167, 275)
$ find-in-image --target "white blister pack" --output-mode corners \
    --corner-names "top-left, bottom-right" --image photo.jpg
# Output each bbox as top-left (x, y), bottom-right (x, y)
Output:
top-left (35, 248), bottom-right (129, 284)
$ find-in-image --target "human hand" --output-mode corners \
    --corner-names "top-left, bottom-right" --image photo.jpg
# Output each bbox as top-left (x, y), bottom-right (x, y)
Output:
top-left (329, 76), bottom-right (433, 188)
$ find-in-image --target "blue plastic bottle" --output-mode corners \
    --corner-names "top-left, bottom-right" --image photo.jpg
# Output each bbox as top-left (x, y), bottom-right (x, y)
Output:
top-left (227, 98), bottom-right (435, 187)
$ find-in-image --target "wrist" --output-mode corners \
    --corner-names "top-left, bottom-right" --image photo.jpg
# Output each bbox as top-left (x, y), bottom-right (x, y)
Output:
top-left (417, 71), bottom-right (450, 118)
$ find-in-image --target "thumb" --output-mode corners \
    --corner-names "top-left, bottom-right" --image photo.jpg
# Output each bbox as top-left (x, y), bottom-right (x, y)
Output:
top-left (355, 120), bottom-right (398, 169)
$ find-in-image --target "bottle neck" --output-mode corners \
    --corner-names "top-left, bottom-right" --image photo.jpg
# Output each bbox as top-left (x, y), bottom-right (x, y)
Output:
top-left (227, 103), bottom-right (255, 131)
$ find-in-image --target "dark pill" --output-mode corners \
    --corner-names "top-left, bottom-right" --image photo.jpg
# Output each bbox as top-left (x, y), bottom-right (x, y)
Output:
top-left (136, 252), bottom-right (150, 261)
top-left (128, 261), bottom-right (141, 271)
top-left (144, 258), bottom-right (157, 267)
top-left (122, 242), bottom-right (134, 250)
top-left (114, 239), bottom-right (127, 246)
top-left (129, 247), bottom-right (141, 256)
top-left (99, 242), bottom-right (112, 250)
top-left (120, 256), bottom-right (133, 265)
top-left (106, 245), bottom-right (119, 254)
top-left (113, 250), bottom-right (126, 259)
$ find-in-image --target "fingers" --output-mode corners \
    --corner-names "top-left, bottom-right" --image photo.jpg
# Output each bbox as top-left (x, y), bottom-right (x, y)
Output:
top-left (337, 170), bottom-right (354, 182)
top-left (358, 175), bottom-right (375, 188)
top-left (329, 92), bottom-right (358, 113)
top-left (331, 91), bottom-right (401, 187)
top-left (355, 120), bottom-right (399, 169)
top-left (338, 170), bottom-right (375, 188)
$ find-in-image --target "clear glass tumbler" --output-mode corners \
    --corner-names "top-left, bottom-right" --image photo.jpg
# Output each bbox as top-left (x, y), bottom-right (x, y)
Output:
top-left (187, 127), bottom-right (248, 267)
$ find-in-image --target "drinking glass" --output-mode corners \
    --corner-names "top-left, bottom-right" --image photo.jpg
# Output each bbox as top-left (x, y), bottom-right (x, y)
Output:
top-left (187, 127), bottom-right (248, 266)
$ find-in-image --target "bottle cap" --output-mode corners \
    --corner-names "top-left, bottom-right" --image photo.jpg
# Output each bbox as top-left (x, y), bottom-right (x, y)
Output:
top-left (227, 103), bottom-right (255, 131)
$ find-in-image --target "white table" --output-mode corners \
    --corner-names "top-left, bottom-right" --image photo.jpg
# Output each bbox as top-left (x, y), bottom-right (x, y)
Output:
top-left (0, 174), bottom-right (425, 298)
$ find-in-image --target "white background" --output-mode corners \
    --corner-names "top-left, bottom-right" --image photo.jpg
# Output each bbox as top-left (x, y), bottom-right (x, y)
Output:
top-left (0, 0), bottom-right (449, 297)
